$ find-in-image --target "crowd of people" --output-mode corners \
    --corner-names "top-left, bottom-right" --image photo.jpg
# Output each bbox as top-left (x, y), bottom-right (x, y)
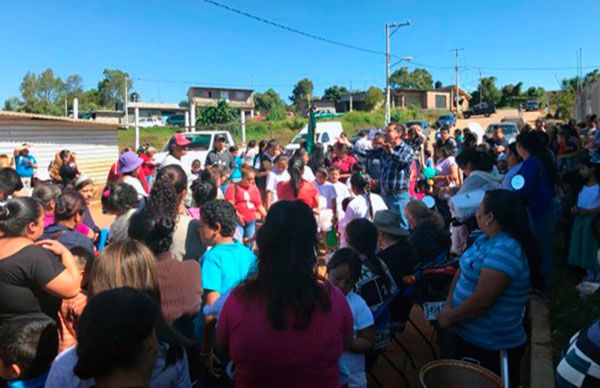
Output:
top-left (1, 113), bottom-right (600, 387)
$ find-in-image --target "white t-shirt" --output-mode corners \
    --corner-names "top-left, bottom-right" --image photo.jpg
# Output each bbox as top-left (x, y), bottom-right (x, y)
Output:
top-left (313, 181), bottom-right (337, 210)
top-left (331, 181), bottom-right (351, 217)
top-left (122, 175), bottom-right (148, 199)
top-left (354, 137), bottom-right (372, 153)
top-left (160, 154), bottom-right (191, 177)
top-left (578, 184), bottom-right (600, 209)
top-left (340, 291), bottom-right (374, 388)
top-left (339, 193), bottom-right (388, 246)
top-left (266, 169), bottom-right (290, 204)
top-left (303, 165), bottom-right (316, 182)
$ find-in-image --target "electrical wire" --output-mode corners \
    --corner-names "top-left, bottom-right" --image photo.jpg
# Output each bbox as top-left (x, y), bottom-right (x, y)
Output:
top-left (200, 0), bottom-right (386, 56)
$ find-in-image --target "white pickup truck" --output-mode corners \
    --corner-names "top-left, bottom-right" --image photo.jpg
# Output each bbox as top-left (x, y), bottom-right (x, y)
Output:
top-left (154, 131), bottom-right (236, 170)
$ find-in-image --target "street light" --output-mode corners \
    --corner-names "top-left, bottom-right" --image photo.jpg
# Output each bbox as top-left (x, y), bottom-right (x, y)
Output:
top-left (385, 21), bottom-right (410, 126)
top-left (390, 56), bottom-right (413, 68)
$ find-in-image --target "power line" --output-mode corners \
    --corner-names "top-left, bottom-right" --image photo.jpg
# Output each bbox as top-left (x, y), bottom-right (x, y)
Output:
top-left (200, 0), bottom-right (386, 56)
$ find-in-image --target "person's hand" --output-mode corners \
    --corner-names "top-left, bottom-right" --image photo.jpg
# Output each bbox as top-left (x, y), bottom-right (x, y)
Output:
top-left (436, 308), bottom-right (454, 329)
top-left (36, 239), bottom-right (70, 256)
top-left (203, 350), bottom-right (222, 378)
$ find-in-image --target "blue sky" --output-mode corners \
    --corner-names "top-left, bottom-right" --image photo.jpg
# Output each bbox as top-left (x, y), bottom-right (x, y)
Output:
top-left (1, 0), bottom-right (599, 105)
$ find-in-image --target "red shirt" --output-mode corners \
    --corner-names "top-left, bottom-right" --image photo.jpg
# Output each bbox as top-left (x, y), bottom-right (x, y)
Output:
top-left (217, 284), bottom-right (353, 388)
top-left (332, 155), bottom-right (357, 175)
top-left (225, 183), bottom-right (263, 222)
top-left (140, 153), bottom-right (157, 176)
top-left (276, 180), bottom-right (319, 209)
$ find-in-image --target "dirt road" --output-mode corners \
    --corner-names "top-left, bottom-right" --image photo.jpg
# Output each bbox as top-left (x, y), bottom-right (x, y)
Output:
top-left (455, 108), bottom-right (541, 132)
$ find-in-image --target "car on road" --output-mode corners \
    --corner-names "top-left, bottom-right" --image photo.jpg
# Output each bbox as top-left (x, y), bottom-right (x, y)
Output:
top-left (485, 122), bottom-right (519, 144)
top-left (154, 131), bottom-right (235, 172)
top-left (137, 117), bottom-right (164, 128)
top-left (284, 121), bottom-right (343, 154)
top-left (462, 102), bottom-right (496, 118)
top-left (435, 114), bottom-right (457, 128)
top-left (405, 120), bottom-right (431, 134)
top-left (166, 114), bottom-right (186, 127)
top-left (525, 100), bottom-right (540, 112)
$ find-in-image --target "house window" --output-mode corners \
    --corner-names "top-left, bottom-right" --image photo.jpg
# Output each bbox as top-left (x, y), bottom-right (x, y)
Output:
top-left (220, 91), bottom-right (229, 100)
top-left (235, 91), bottom-right (246, 100)
top-left (435, 95), bottom-right (447, 109)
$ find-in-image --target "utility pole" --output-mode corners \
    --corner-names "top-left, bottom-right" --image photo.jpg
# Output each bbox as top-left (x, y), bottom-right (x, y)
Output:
top-left (450, 48), bottom-right (464, 114)
top-left (385, 21), bottom-right (410, 126)
top-left (478, 68), bottom-right (483, 104)
top-left (124, 78), bottom-right (129, 128)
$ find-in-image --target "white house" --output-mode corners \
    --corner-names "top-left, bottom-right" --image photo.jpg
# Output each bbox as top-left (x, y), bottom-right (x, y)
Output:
top-left (0, 111), bottom-right (119, 185)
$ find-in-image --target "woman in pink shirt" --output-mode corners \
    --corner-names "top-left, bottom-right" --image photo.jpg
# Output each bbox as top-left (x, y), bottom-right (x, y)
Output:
top-left (217, 200), bottom-right (353, 388)
top-left (331, 144), bottom-right (357, 182)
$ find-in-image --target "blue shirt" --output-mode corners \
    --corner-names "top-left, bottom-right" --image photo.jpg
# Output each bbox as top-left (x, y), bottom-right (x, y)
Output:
top-left (515, 156), bottom-right (555, 224)
top-left (452, 233), bottom-right (530, 350)
top-left (15, 154), bottom-right (36, 178)
top-left (231, 156), bottom-right (244, 180)
top-left (200, 241), bottom-right (257, 295)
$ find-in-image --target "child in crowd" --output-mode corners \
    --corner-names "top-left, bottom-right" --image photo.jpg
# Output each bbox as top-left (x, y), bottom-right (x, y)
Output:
top-left (327, 248), bottom-right (374, 388)
top-left (190, 159), bottom-right (202, 181)
top-left (0, 318), bottom-right (59, 388)
top-left (225, 166), bottom-right (266, 247)
top-left (58, 246), bottom-right (94, 354)
top-left (72, 176), bottom-right (100, 235)
top-left (568, 154), bottom-right (600, 281)
top-left (188, 179), bottom-right (218, 220)
top-left (313, 167), bottom-right (337, 216)
top-left (230, 146), bottom-right (243, 183)
top-left (328, 165), bottom-right (351, 219)
top-left (101, 181), bottom-right (139, 242)
top-left (217, 165), bottom-right (232, 197)
top-left (265, 155), bottom-right (290, 209)
top-left (139, 146), bottom-right (157, 187)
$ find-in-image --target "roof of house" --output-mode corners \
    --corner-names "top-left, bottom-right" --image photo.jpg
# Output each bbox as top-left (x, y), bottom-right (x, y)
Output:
top-left (434, 85), bottom-right (472, 99)
top-left (0, 110), bottom-right (119, 128)
top-left (188, 86), bottom-right (255, 93)
top-left (127, 102), bottom-right (189, 110)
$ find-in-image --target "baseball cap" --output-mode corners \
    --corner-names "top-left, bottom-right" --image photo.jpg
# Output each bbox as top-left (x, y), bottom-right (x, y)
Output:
top-left (170, 133), bottom-right (191, 147)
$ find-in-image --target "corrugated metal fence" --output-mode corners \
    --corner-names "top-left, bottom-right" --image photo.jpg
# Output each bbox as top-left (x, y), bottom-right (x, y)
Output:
top-left (0, 121), bottom-right (119, 185)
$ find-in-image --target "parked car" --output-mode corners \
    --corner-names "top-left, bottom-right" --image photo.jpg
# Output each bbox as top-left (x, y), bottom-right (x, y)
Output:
top-left (501, 117), bottom-right (526, 131)
top-left (435, 114), bottom-right (457, 128)
top-left (405, 120), bottom-right (431, 134)
top-left (284, 121), bottom-right (344, 154)
top-left (154, 131), bottom-right (235, 172)
top-left (166, 114), bottom-right (186, 127)
top-left (525, 100), bottom-right (540, 112)
top-left (137, 117), bottom-right (164, 128)
top-left (462, 102), bottom-right (496, 118)
top-left (485, 122), bottom-right (519, 144)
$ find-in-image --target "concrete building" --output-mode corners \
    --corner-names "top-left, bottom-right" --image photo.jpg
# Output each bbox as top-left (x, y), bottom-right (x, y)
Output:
top-left (434, 85), bottom-right (472, 112)
top-left (126, 102), bottom-right (188, 124)
top-left (392, 89), bottom-right (452, 110)
top-left (575, 81), bottom-right (600, 121)
top-left (187, 87), bottom-right (255, 123)
top-left (0, 111), bottom-right (119, 184)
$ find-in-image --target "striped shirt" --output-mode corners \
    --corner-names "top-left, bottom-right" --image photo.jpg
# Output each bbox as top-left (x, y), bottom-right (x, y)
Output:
top-left (452, 232), bottom-right (530, 350)
top-left (556, 319), bottom-right (600, 388)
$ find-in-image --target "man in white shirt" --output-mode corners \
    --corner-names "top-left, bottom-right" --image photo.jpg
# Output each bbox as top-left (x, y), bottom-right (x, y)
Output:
top-left (265, 155), bottom-right (290, 209)
top-left (159, 133), bottom-right (191, 176)
top-left (354, 131), bottom-right (372, 154)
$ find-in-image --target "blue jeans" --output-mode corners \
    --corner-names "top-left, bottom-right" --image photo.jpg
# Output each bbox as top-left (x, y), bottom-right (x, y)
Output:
top-left (381, 191), bottom-right (411, 230)
top-left (530, 198), bottom-right (560, 290)
top-left (236, 220), bottom-right (257, 247)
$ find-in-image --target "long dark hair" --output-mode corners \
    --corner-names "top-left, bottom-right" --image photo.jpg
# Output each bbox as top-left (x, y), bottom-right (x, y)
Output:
top-left (346, 218), bottom-right (391, 290)
top-left (483, 190), bottom-right (543, 289)
top-left (237, 200), bottom-right (331, 330)
top-left (0, 197), bottom-right (43, 237)
top-left (148, 165), bottom-right (188, 219)
top-left (55, 189), bottom-right (86, 222)
top-left (128, 207), bottom-right (175, 255)
top-left (516, 131), bottom-right (557, 184)
top-left (288, 157), bottom-right (304, 197)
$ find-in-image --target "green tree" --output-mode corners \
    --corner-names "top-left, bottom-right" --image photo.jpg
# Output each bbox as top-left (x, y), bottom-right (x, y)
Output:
top-left (20, 68), bottom-right (65, 115)
top-left (197, 100), bottom-right (238, 125)
top-left (254, 88), bottom-right (286, 120)
top-left (290, 78), bottom-right (314, 110)
top-left (434, 80), bottom-right (443, 89)
top-left (480, 76), bottom-right (501, 106)
top-left (363, 86), bottom-right (384, 111)
top-left (97, 69), bottom-right (132, 107)
top-left (3, 96), bottom-right (24, 111)
top-left (498, 82), bottom-right (523, 107)
top-left (322, 85), bottom-right (349, 102)
top-left (389, 67), bottom-right (433, 90)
